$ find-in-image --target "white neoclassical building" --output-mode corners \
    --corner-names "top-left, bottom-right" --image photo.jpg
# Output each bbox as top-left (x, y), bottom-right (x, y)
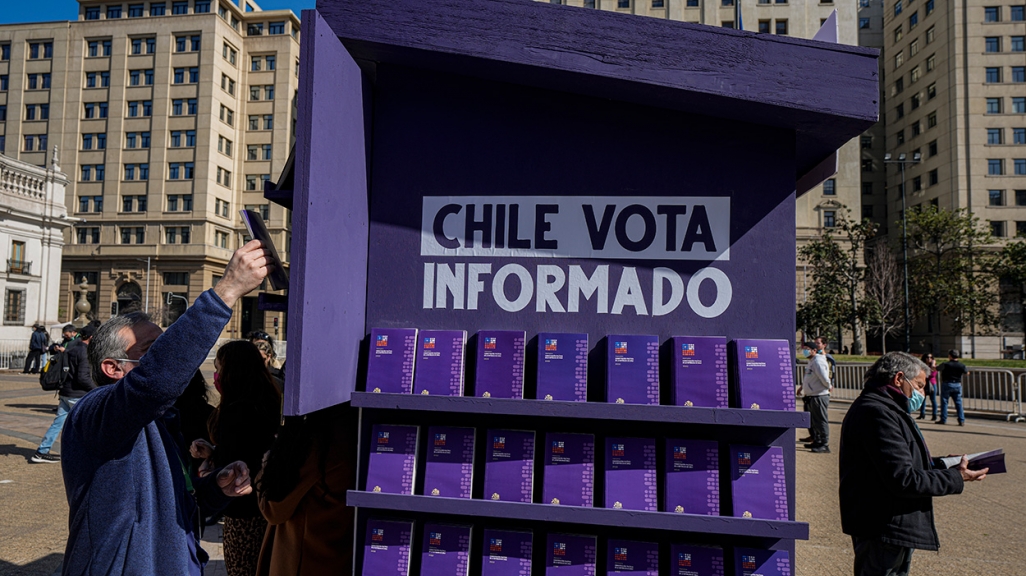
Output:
top-left (0, 150), bottom-right (71, 342)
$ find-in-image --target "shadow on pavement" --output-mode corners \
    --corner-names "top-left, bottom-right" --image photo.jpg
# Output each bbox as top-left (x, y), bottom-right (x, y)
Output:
top-left (5, 404), bottom-right (58, 415)
top-left (0, 553), bottom-right (62, 576)
top-left (0, 443), bottom-right (40, 461)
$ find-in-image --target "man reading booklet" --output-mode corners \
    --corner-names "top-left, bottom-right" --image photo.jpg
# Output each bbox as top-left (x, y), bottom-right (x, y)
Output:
top-left (939, 448), bottom-right (1006, 474)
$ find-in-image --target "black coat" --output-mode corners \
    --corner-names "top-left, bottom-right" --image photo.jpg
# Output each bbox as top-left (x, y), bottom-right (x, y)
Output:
top-left (59, 339), bottom-right (97, 399)
top-left (839, 385), bottom-right (964, 550)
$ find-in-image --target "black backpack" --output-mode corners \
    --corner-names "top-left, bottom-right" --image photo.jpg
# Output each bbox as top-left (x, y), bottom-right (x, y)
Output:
top-left (39, 350), bottom-right (71, 392)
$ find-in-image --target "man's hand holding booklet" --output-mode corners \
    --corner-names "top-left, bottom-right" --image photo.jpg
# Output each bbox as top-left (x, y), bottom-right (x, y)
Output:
top-left (938, 448), bottom-right (1006, 475)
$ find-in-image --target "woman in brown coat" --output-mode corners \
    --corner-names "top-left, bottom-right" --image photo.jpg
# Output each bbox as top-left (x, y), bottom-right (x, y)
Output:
top-left (255, 403), bottom-right (357, 575)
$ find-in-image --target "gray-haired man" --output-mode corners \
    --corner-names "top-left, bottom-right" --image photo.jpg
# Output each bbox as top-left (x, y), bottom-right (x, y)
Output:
top-left (839, 352), bottom-right (987, 576)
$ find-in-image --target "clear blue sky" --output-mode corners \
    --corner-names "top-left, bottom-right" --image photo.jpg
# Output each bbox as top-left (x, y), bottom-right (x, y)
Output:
top-left (0, 1), bottom-right (316, 24)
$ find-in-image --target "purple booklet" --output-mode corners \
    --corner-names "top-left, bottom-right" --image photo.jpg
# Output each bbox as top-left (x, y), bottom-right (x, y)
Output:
top-left (606, 335), bottom-right (660, 405)
top-left (607, 539), bottom-right (658, 575)
top-left (545, 533), bottom-right (597, 576)
top-left (730, 340), bottom-right (795, 411)
top-left (671, 336), bottom-right (728, 408)
top-left (733, 548), bottom-right (791, 576)
top-left (670, 544), bottom-right (725, 576)
top-left (729, 445), bottom-right (788, 521)
top-left (536, 332), bottom-right (589, 402)
top-left (365, 424), bottom-right (419, 495)
top-left (475, 330), bottom-right (526, 398)
top-left (481, 529), bottom-right (533, 576)
top-left (420, 523), bottom-right (472, 576)
top-left (543, 432), bottom-right (595, 507)
top-left (362, 518), bottom-right (413, 576)
top-left (604, 437), bottom-right (657, 511)
top-left (663, 439), bottom-right (720, 516)
top-left (422, 426), bottom-right (475, 499)
top-left (414, 330), bottom-right (467, 396)
top-left (367, 328), bottom-right (418, 394)
top-left (483, 429), bottom-right (535, 503)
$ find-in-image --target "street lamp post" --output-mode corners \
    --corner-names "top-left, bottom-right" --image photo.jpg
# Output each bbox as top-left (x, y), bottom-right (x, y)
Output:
top-left (135, 257), bottom-right (151, 314)
top-left (884, 152), bottom-right (921, 353)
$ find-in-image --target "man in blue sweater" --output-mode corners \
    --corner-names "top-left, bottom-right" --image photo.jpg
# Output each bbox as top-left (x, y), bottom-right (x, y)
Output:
top-left (61, 240), bottom-right (273, 575)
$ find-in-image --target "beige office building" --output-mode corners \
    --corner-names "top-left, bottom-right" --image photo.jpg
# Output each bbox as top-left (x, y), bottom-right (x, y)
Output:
top-left (882, 0), bottom-right (1026, 356)
top-left (0, 0), bottom-right (298, 338)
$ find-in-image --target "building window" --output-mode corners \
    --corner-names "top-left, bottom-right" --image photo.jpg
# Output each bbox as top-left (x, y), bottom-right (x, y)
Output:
top-left (124, 164), bottom-right (136, 180)
top-left (215, 231), bottom-right (229, 249)
top-left (926, 0), bottom-right (934, 14)
top-left (860, 17), bottom-right (871, 29)
top-left (911, 93), bottom-right (921, 109)
top-left (909, 11), bottom-right (918, 28)
top-left (911, 121), bottom-right (921, 136)
top-left (215, 198), bottom-right (230, 218)
top-left (896, 103), bottom-right (905, 118)
top-left (989, 128), bottom-right (1004, 144)
top-left (128, 4), bottom-right (144, 17)
top-left (86, 6), bottom-right (101, 19)
top-left (172, 1), bottom-right (189, 14)
top-left (776, 20), bottom-right (788, 35)
top-left (912, 176), bottom-right (922, 191)
top-left (107, 5), bottom-right (122, 18)
top-left (989, 159), bottom-right (1005, 175)
top-left (174, 68), bottom-right (185, 84)
top-left (896, 129), bottom-right (906, 144)
top-left (223, 43), bottom-right (237, 65)
top-left (992, 221), bottom-right (1007, 237)
top-left (910, 39), bottom-right (919, 57)
top-left (895, 51), bottom-right (904, 68)
top-left (220, 105), bottom-right (234, 126)
top-left (121, 227), bottom-right (146, 244)
top-left (1013, 5), bottom-right (1025, 20)
top-left (926, 54), bottom-right (935, 72)
top-left (76, 227), bottom-right (100, 244)
top-left (823, 211), bottom-right (836, 228)
top-left (927, 82), bottom-right (937, 100)
top-left (1014, 128), bottom-right (1026, 144)
top-left (218, 136), bottom-right (233, 156)
top-left (926, 26), bottom-right (935, 43)
top-left (1017, 190), bottom-right (1026, 205)
top-left (910, 65), bottom-right (920, 83)
top-left (1013, 67), bottom-right (1026, 83)
top-left (264, 115), bottom-right (274, 130)
top-left (928, 168), bottom-right (939, 185)
top-left (862, 159), bottom-right (874, 172)
top-left (269, 21), bottom-right (285, 35)
top-left (1013, 36), bottom-right (1025, 52)
top-left (251, 56), bottom-right (261, 71)
top-left (862, 182), bottom-right (873, 196)
top-left (985, 6), bottom-right (1001, 21)
top-left (986, 37), bottom-right (1002, 52)
top-left (894, 25), bottom-right (903, 43)
top-left (1017, 221), bottom-right (1026, 236)
top-left (262, 144), bottom-right (272, 160)
top-left (4, 290), bottom-right (26, 325)
top-left (1014, 97), bottom-right (1026, 113)
top-left (1016, 159), bottom-right (1026, 174)
top-left (246, 175), bottom-right (257, 190)
top-left (248, 23), bottom-right (264, 36)
top-left (823, 178), bottom-right (836, 195)
top-left (265, 85), bottom-right (274, 100)
top-left (216, 167), bottom-right (232, 187)
top-left (894, 0), bottom-right (902, 15)
top-left (196, 0), bottom-right (211, 12)
top-left (986, 67), bottom-right (1002, 83)
top-left (987, 98), bottom-right (1002, 114)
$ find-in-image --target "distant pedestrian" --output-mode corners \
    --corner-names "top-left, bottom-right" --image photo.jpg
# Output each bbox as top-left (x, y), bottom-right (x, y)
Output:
top-left (842, 345), bottom-right (850, 355)
top-left (937, 350), bottom-right (968, 426)
top-left (802, 339), bottom-right (833, 453)
top-left (916, 353), bottom-right (938, 421)
top-left (23, 325), bottom-right (49, 374)
top-left (839, 352), bottom-right (987, 576)
top-left (49, 324), bottom-right (77, 355)
top-left (31, 324), bottom-right (95, 463)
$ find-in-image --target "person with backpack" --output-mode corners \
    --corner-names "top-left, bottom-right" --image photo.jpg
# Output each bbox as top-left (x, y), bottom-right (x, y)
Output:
top-left (23, 325), bottom-right (50, 374)
top-left (31, 324), bottom-right (96, 463)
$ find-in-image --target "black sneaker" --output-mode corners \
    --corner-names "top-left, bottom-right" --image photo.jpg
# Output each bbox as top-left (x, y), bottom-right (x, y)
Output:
top-left (798, 436), bottom-right (813, 443)
top-left (803, 442), bottom-right (822, 449)
top-left (30, 452), bottom-right (61, 463)
top-left (811, 445), bottom-right (831, 453)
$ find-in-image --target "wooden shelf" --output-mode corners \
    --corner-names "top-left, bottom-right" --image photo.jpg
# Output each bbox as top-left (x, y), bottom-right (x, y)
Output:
top-left (351, 392), bottom-right (810, 429)
top-left (347, 491), bottom-right (809, 540)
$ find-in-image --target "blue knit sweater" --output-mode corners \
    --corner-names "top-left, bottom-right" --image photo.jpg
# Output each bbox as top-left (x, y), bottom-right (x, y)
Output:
top-left (62, 290), bottom-right (234, 575)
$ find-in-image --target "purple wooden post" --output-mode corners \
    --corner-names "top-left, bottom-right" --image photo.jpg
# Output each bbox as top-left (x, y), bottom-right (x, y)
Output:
top-left (284, 9), bottom-right (369, 415)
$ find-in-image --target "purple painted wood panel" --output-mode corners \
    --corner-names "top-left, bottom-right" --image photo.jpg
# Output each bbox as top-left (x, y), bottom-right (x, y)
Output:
top-left (285, 9), bottom-right (369, 415)
top-left (315, 0), bottom-right (878, 180)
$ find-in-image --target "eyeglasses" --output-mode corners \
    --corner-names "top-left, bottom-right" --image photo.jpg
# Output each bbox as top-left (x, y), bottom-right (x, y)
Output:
top-left (112, 358), bottom-right (141, 364)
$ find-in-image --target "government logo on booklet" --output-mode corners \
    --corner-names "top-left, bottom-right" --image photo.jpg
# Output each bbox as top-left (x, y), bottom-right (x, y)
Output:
top-left (490, 538), bottom-right (503, 553)
top-left (553, 542), bottom-right (566, 556)
top-left (611, 444), bottom-right (625, 457)
top-left (681, 343), bottom-right (695, 356)
top-left (674, 446), bottom-right (687, 460)
top-left (678, 552), bottom-right (692, 567)
top-left (742, 555), bottom-right (757, 569)
top-left (434, 433), bottom-right (446, 446)
top-left (377, 432), bottom-right (389, 444)
top-left (614, 341), bottom-right (628, 354)
top-left (484, 337), bottom-right (497, 349)
top-left (423, 337), bottom-right (436, 349)
top-left (545, 338), bottom-right (558, 351)
top-left (614, 547), bottom-right (628, 561)
top-left (371, 528), bottom-right (385, 542)
top-left (745, 346), bottom-right (759, 359)
top-left (551, 441), bottom-right (564, 454)
top-left (493, 436), bottom-right (505, 449)
top-left (737, 452), bottom-right (751, 466)
top-left (376, 334), bottom-right (388, 347)
top-left (429, 532), bottom-right (442, 546)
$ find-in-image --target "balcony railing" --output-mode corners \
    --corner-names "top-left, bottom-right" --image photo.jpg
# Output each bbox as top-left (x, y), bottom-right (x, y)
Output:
top-left (7, 260), bottom-right (32, 275)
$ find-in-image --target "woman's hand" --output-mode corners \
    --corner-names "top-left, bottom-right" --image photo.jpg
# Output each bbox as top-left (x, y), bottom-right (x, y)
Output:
top-left (190, 438), bottom-right (215, 459)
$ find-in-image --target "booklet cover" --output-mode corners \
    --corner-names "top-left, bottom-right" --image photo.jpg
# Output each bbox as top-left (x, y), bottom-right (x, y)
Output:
top-left (604, 437), bottom-right (657, 511)
top-left (483, 429), bottom-right (536, 503)
top-left (240, 209), bottom-right (289, 291)
top-left (545, 533), bottom-right (597, 576)
top-left (481, 529), bottom-right (533, 576)
top-left (413, 330), bottom-right (467, 396)
top-left (475, 330), bottom-right (527, 398)
top-left (729, 445), bottom-right (788, 521)
top-left (606, 335), bottom-right (660, 405)
top-left (365, 424), bottom-right (419, 495)
top-left (670, 544), bottom-right (725, 576)
top-left (362, 518), bottom-right (413, 576)
top-left (671, 336), bottom-right (729, 408)
top-left (536, 332), bottom-right (589, 402)
top-left (663, 439), bottom-right (720, 516)
top-left (607, 539), bottom-right (658, 575)
top-left (421, 523), bottom-right (472, 576)
top-left (543, 432), bottom-right (595, 507)
top-left (422, 426), bottom-right (475, 498)
top-left (367, 328), bottom-right (418, 394)
top-left (729, 339), bottom-right (795, 411)
top-left (733, 548), bottom-right (791, 576)
top-left (939, 448), bottom-right (1006, 474)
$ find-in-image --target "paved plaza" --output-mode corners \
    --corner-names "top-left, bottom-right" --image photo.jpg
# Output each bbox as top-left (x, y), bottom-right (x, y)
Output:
top-left (0, 370), bottom-right (1022, 575)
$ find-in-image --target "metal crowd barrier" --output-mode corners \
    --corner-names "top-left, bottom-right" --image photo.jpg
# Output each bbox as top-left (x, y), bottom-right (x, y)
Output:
top-left (0, 339), bottom-right (28, 371)
top-left (795, 362), bottom-right (1025, 422)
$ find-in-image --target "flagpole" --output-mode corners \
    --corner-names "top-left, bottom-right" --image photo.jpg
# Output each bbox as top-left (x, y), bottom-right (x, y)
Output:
top-left (735, 0), bottom-right (743, 30)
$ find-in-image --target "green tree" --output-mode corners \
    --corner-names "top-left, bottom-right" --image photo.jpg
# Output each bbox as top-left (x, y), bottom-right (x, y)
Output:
top-left (797, 211), bottom-right (877, 355)
top-left (903, 206), bottom-right (996, 355)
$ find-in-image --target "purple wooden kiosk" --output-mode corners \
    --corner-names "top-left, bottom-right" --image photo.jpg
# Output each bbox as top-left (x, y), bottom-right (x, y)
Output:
top-left (270, 0), bottom-right (877, 573)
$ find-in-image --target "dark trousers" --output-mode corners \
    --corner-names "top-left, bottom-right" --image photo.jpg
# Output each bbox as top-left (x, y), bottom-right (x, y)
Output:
top-left (23, 349), bottom-right (43, 373)
top-left (802, 396), bottom-right (812, 437)
top-left (806, 395), bottom-right (830, 446)
top-left (852, 537), bottom-right (913, 576)
top-left (940, 382), bottom-right (964, 423)
top-left (918, 384), bottom-right (937, 419)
